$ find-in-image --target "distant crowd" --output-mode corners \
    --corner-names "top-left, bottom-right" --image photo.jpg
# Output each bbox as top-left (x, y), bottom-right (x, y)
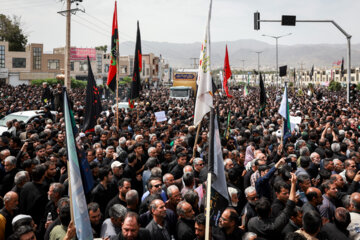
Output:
top-left (0, 82), bottom-right (360, 240)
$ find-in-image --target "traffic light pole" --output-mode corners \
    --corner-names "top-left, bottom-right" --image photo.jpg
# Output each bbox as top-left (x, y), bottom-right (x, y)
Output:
top-left (258, 19), bottom-right (352, 103)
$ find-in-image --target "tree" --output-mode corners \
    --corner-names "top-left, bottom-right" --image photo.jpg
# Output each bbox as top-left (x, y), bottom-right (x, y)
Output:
top-left (95, 45), bottom-right (107, 53)
top-left (0, 14), bottom-right (28, 51)
top-left (119, 76), bottom-right (132, 85)
top-left (328, 81), bottom-right (341, 91)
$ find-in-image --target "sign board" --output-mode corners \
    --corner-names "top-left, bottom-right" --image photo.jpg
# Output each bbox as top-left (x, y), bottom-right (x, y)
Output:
top-left (174, 73), bottom-right (196, 80)
top-left (0, 68), bottom-right (8, 78)
top-left (155, 111), bottom-right (167, 122)
top-left (290, 116), bottom-right (302, 132)
top-left (70, 48), bottom-right (96, 61)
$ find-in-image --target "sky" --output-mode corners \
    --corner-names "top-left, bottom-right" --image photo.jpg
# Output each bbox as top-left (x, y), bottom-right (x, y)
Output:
top-left (1, 0), bottom-right (359, 52)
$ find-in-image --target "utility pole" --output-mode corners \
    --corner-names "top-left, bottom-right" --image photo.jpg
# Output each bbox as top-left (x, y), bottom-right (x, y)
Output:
top-left (58, 0), bottom-right (84, 89)
top-left (65, 0), bottom-right (71, 90)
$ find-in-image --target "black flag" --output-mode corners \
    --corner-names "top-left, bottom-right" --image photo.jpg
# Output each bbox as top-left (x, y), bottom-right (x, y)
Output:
top-left (279, 65), bottom-right (287, 77)
top-left (340, 57), bottom-right (344, 78)
top-left (129, 21), bottom-right (142, 108)
top-left (310, 65), bottom-right (314, 81)
top-left (259, 73), bottom-right (266, 116)
top-left (208, 108), bottom-right (229, 226)
top-left (83, 56), bottom-right (102, 132)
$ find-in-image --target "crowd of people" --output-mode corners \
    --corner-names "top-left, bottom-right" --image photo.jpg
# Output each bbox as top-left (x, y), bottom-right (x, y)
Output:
top-left (0, 81), bottom-right (360, 240)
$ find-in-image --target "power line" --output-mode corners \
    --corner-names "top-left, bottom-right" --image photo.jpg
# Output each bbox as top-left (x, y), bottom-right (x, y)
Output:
top-left (71, 15), bottom-right (134, 49)
top-left (83, 11), bottom-right (187, 59)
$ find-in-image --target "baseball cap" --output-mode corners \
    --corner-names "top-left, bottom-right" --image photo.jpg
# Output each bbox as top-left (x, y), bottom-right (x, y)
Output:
top-left (111, 161), bottom-right (124, 169)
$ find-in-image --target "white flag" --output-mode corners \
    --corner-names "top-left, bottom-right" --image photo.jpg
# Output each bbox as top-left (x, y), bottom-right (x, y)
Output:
top-left (278, 84), bottom-right (288, 119)
top-left (194, 0), bottom-right (213, 126)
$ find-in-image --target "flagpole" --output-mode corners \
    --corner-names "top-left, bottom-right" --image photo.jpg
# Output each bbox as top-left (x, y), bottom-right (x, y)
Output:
top-left (115, 31), bottom-right (119, 131)
top-left (192, 120), bottom-right (202, 158)
top-left (281, 118), bottom-right (284, 145)
top-left (205, 107), bottom-right (215, 240)
top-left (67, 161), bottom-right (74, 222)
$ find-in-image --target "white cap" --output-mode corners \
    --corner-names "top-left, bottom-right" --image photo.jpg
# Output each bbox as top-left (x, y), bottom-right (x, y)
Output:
top-left (111, 161), bottom-right (124, 169)
top-left (12, 214), bottom-right (32, 226)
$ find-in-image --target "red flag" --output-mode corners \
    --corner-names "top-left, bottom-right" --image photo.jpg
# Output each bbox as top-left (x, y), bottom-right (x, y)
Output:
top-left (129, 21), bottom-right (142, 108)
top-left (223, 45), bottom-right (232, 98)
top-left (106, 2), bottom-right (118, 92)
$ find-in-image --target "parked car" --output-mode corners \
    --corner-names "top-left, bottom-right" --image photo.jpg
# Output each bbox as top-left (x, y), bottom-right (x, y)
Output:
top-left (112, 102), bottom-right (138, 112)
top-left (0, 110), bottom-right (57, 135)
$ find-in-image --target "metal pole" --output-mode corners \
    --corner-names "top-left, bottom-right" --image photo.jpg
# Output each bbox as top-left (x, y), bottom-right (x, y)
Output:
top-left (65, 0), bottom-right (71, 89)
top-left (276, 38), bottom-right (279, 88)
top-left (262, 33), bottom-right (291, 89)
top-left (259, 19), bottom-right (351, 97)
top-left (254, 51), bottom-right (263, 85)
top-left (347, 37), bottom-right (351, 103)
top-left (205, 107), bottom-right (215, 240)
top-left (257, 53), bottom-right (260, 85)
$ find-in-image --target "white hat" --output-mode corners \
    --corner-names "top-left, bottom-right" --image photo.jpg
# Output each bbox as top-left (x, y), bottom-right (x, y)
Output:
top-left (12, 214), bottom-right (32, 226)
top-left (79, 132), bottom-right (86, 138)
top-left (111, 161), bottom-right (124, 169)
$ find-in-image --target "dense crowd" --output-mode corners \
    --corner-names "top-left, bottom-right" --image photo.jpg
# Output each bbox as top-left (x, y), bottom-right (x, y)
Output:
top-left (0, 82), bottom-right (360, 240)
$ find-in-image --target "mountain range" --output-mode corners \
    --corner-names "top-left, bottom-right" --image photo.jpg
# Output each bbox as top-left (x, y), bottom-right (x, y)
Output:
top-left (119, 39), bottom-right (360, 70)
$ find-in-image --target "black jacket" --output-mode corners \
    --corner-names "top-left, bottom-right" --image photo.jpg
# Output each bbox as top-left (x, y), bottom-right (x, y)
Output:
top-left (212, 226), bottom-right (244, 240)
top-left (271, 198), bottom-right (286, 218)
top-left (176, 218), bottom-right (195, 240)
top-left (140, 209), bottom-right (177, 235)
top-left (248, 200), bottom-right (295, 240)
top-left (90, 183), bottom-right (111, 214)
top-left (320, 222), bottom-right (350, 240)
top-left (170, 164), bottom-right (184, 180)
top-left (105, 195), bottom-right (127, 219)
top-left (19, 181), bottom-right (48, 225)
top-left (0, 168), bottom-right (18, 196)
top-left (146, 219), bottom-right (172, 240)
top-left (281, 220), bottom-right (300, 239)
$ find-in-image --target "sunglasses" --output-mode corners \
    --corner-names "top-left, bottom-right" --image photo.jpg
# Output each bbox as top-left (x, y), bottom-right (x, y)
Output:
top-left (153, 184), bottom-right (162, 188)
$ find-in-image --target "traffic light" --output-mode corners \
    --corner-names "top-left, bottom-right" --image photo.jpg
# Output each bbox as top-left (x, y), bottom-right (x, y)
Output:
top-left (254, 12), bottom-right (260, 30)
top-left (350, 84), bottom-right (357, 102)
top-left (282, 15), bottom-right (296, 26)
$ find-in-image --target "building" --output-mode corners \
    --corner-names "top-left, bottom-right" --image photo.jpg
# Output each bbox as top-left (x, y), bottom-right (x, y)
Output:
top-left (0, 41), bottom-right (166, 87)
top-left (0, 41), bottom-right (64, 85)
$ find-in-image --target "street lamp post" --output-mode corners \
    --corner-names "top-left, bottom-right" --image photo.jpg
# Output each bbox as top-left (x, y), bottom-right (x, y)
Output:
top-left (255, 51), bottom-right (263, 85)
top-left (262, 33), bottom-right (292, 88)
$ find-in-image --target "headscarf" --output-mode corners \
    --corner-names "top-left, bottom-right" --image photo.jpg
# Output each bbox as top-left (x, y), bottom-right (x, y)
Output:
top-left (244, 145), bottom-right (255, 166)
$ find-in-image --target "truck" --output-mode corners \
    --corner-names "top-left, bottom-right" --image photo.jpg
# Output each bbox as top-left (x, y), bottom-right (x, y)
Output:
top-left (170, 70), bottom-right (197, 100)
